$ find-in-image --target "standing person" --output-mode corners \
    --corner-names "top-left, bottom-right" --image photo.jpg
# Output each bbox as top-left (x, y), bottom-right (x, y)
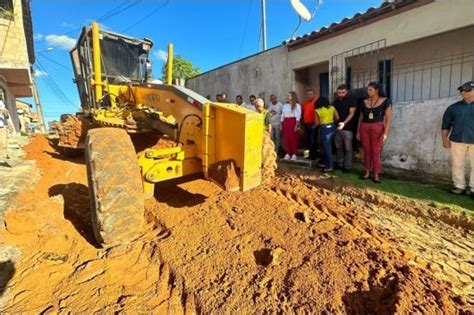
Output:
top-left (441, 81), bottom-right (474, 197)
top-left (333, 84), bottom-right (357, 172)
top-left (356, 82), bottom-right (392, 183)
top-left (0, 98), bottom-right (10, 165)
top-left (280, 91), bottom-right (301, 161)
top-left (314, 97), bottom-right (339, 172)
top-left (216, 94), bottom-right (222, 102)
top-left (236, 95), bottom-right (244, 106)
top-left (220, 92), bottom-right (228, 103)
top-left (301, 88), bottom-right (318, 159)
top-left (268, 94), bottom-right (282, 153)
top-left (255, 98), bottom-right (271, 133)
top-left (241, 94), bottom-right (256, 111)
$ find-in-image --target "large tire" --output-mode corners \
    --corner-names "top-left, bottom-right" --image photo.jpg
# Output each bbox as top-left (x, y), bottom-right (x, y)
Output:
top-left (261, 131), bottom-right (277, 184)
top-left (85, 128), bottom-right (145, 247)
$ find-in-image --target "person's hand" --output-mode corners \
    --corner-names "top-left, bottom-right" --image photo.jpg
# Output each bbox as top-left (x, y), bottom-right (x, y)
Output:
top-left (381, 133), bottom-right (388, 142)
top-left (443, 139), bottom-right (451, 149)
top-left (356, 132), bottom-right (361, 141)
top-left (294, 125), bottom-right (298, 133)
top-left (280, 124), bottom-right (283, 132)
top-left (337, 122), bottom-right (345, 130)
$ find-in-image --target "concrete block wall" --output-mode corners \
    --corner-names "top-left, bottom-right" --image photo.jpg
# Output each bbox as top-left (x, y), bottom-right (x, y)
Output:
top-left (383, 96), bottom-right (462, 179)
top-left (187, 46), bottom-right (291, 105)
top-left (0, 0), bottom-right (29, 69)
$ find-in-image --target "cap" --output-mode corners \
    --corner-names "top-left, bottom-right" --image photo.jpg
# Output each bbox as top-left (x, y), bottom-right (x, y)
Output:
top-left (457, 81), bottom-right (474, 91)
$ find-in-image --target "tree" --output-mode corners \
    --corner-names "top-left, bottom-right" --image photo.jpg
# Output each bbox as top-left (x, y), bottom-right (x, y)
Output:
top-left (161, 55), bottom-right (200, 82)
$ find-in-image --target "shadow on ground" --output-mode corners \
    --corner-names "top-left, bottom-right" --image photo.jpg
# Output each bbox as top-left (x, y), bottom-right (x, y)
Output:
top-left (0, 260), bottom-right (15, 297)
top-left (46, 139), bottom-right (85, 165)
top-left (153, 175), bottom-right (207, 208)
top-left (48, 183), bottom-right (99, 248)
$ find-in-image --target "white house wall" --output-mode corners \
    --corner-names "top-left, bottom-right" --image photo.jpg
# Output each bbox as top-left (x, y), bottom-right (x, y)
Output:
top-left (186, 46), bottom-right (290, 104)
top-left (288, 0), bottom-right (474, 72)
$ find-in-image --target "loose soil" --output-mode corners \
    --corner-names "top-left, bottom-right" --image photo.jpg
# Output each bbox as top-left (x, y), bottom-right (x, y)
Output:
top-left (0, 135), bottom-right (472, 313)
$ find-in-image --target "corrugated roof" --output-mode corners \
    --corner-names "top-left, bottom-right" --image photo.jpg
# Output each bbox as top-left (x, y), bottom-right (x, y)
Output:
top-left (284, 0), bottom-right (426, 48)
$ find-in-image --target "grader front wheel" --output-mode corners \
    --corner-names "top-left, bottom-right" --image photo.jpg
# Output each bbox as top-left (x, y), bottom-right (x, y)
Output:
top-left (85, 128), bottom-right (145, 247)
top-left (261, 131), bottom-right (278, 184)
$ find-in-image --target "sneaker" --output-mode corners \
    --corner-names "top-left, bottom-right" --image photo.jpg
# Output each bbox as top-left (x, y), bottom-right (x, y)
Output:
top-left (291, 154), bottom-right (297, 161)
top-left (283, 154), bottom-right (291, 160)
top-left (450, 188), bottom-right (465, 195)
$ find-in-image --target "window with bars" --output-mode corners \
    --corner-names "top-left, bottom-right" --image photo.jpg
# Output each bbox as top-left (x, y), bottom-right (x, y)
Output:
top-left (378, 59), bottom-right (392, 98)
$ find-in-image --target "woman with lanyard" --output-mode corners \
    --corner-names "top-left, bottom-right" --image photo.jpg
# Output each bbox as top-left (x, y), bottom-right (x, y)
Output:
top-left (356, 82), bottom-right (392, 183)
top-left (280, 91), bottom-right (302, 160)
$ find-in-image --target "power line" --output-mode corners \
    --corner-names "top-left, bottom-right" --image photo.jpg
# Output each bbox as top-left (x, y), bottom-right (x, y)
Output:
top-left (38, 52), bottom-right (71, 71)
top-left (239, 0), bottom-right (254, 58)
top-left (35, 0), bottom-right (142, 49)
top-left (36, 59), bottom-right (77, 111)
top-left (120, 0), bottom-right (170, 33)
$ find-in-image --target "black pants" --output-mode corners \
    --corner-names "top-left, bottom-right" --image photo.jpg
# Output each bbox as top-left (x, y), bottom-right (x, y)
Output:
top-left (303, 123), bottom-right (318, 159)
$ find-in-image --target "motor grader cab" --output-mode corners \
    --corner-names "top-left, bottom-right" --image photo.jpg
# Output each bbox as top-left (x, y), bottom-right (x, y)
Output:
top-left (58, 22), bottom-right (277, 247)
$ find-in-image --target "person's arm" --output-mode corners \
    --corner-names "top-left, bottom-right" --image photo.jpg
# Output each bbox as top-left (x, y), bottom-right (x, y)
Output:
top-left (356, 114), bottom-right (363, 141)
top-left (441, 106), bottom-right (453, 148)
top-left (333, 107), bottom-right (340, 123)
top-left (314, 111), bottom-right (320, 127)
top-left (268, 124), bottom-right (272, 134)
top-left (382, 106), bottom-right (392, 142)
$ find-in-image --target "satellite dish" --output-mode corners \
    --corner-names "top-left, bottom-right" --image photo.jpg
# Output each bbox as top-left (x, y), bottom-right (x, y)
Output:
top-left (291, 0), bottom-right (312, 22)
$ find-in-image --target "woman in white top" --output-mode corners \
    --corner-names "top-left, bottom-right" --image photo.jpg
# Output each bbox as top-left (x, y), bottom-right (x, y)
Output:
top-left (280, 91), bottom-right (302, 160)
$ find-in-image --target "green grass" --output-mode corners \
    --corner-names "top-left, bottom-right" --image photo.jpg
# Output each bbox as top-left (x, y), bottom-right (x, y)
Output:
top-left (331, 170), bottom-right (474, 213)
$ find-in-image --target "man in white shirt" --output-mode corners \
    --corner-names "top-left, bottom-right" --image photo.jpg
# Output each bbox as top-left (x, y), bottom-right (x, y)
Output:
top-left (0, 99), bottom-right (10, 164)
top-left (268, 94), bottom-right (282, 153)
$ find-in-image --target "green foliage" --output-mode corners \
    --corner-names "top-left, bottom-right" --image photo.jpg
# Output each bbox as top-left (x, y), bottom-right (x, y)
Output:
top-left (161, 55), bottom-right (200, 82)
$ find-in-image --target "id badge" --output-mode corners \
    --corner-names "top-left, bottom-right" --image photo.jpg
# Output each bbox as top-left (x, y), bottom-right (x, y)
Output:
top-left (368, 111), bottom-right (374, 120)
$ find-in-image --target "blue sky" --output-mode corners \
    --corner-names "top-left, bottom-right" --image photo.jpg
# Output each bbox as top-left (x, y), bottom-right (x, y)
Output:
top-left (27, 0), bottom-right (383, 123)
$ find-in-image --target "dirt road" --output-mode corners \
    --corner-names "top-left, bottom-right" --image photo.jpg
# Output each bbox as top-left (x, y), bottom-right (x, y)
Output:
top-left (0, 135), bottom-right (472, 313)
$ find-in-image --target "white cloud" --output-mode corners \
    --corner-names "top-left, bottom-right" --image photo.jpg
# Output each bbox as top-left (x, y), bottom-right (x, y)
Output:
top-left (59, 21), bottom-right (75, 29)
top-left (45, 34), bottom-right (76, 50)
top-left (153, 49), bottom-right (168, 62)
top-left (34, 69), bottom-right (47, 77)
top-left (33, 33), bottom-right (44, 41)
top-left (85, 19), bottom-right (110, 30)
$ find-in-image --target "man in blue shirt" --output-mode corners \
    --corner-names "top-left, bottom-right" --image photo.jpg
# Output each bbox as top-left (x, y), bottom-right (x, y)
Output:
top-left (441, 81), bottom-right (474, 197)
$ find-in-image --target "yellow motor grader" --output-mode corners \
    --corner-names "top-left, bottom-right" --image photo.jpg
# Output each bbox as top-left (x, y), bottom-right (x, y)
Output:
top-left (57, 22), bottom-right (277, 247)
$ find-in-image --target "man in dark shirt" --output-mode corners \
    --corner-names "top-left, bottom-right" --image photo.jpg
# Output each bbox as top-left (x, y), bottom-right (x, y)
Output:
top-left (441, 81), bottom-right (474, 197)
top-left (333, 84), bottom-right (357, 172)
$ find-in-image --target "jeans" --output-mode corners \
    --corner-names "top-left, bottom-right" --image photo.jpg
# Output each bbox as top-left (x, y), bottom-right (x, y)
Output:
top-left (334, 129), bottom-right (353, 170)
top-left (450, 141), bottom-right (474, 191)
top-left (303, 123), bottom-right (317, 159)
top-left (270, 124), bottom-right (281, 154)
top-left (320, 123), bottom-right (336, 168)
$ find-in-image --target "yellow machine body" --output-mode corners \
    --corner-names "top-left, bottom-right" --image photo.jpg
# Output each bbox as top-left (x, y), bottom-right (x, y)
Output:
top-left (68, 22), bottom-right (264, 197)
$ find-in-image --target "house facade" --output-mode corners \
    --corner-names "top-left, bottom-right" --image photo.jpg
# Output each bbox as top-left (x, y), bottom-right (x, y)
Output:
top-left (186, 0), bottom-right (474, 178)
top-left (0, 0), bottom-right (35, 132)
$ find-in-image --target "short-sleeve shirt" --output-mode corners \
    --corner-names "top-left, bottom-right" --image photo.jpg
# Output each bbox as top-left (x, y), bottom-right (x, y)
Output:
top-left (360, 98), bottom-right (392, 123)
top-left (441, 100), bottom-right (474, 144)
top-left (315, 106), bottom-right (336, 125)
top-left (302, 98), bottom-right (317, 124)
top-left (262, 109), bottom-right (271, 131)
top-left (281, 103), bottom-right (302, 122)
top-left (334, 95), bottom-right (356, 130)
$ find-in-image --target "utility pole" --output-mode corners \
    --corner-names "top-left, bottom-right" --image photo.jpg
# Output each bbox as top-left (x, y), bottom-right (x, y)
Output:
top-left (31, 74), bottom-right (46, 133)
top-left (261, 0), bottom-right (267, 51)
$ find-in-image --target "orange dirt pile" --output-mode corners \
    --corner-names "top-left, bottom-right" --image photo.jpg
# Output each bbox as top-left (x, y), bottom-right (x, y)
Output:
top-left (0, 135), bottom-right (471, 313)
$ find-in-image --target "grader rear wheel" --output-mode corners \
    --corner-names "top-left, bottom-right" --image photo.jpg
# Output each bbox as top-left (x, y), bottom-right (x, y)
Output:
top-left (85, 128), bottom-right (145, 247)
top-left (261, 131), bottom-right (277, 184)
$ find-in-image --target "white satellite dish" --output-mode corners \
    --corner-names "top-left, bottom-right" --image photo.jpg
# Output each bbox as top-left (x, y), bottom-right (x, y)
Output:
top-left (291, 0), bottom-right (312, 22)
